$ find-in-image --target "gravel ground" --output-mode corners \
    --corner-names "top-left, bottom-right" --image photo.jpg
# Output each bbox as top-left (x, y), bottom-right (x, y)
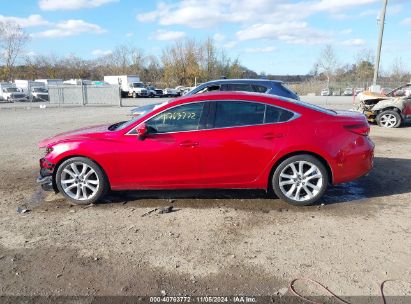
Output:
top-left (0, 104), bottom-right (410, 300)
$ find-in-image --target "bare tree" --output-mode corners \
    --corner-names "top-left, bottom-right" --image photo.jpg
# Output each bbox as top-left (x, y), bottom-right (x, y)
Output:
top-left (316, 45), bottom-right (338, 88)
top-left (390, 57), bottom-right (408, 83)
top-left (0, 21), bottom-right (29, 80)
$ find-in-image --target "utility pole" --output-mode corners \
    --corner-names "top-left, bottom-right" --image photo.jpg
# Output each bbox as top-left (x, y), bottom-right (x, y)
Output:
top-left (372, 0), bottom-right (388, 87)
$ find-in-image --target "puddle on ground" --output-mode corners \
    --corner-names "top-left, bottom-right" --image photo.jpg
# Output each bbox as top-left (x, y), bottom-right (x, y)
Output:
top-left (322, 181), bottom-right (367, 204)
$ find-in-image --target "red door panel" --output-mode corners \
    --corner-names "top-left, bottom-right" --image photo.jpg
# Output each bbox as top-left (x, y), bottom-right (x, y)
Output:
top-left (197, 124), bottom-right (288, 186)
top-left (115, 132), bottom-right (202, 188)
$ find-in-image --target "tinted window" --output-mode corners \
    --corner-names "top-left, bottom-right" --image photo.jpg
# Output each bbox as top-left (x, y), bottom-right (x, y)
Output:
top-left (146, 103), bottom-right (205, 133)
top-left (214, 101), bottom-right (265, 128)
top-left (265, 105), bottom-right (294, 123)
top-left (196, 85), bottom-right (221, 94)
top-left (221, 83), bottom-right (254, 92)
top-left (252, 85), bottom-right (268, 93)
top-left (270, 84), bottom-right (299, 100)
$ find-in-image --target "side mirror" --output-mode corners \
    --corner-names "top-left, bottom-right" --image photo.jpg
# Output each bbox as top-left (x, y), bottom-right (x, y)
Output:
top-left (136, 123), bottom-right (148, 140)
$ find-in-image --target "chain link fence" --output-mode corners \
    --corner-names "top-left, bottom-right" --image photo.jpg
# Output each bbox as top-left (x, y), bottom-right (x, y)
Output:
top-left (287, 79), bottom-right (411, 96)
top-left (49, 85), bottom-right (121, 106)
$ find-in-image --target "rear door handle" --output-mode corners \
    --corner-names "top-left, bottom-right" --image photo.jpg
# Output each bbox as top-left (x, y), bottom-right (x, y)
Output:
top-left (179, 140), bottom-right (199, 147)
top-left (263, 133), bottom-right (285, 140)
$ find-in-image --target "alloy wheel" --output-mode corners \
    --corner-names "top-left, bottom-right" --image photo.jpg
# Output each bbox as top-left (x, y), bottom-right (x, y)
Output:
top-left (278, 161), bottom-right (323, 202)
top-left (379, 113), bottom-right (397, 128)
top-left (60, 162), bottom-right (100, 201)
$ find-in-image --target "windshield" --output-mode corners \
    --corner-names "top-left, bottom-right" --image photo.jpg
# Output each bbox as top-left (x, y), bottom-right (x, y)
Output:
top-left (4, 87), bottom-right (19, 93)
top-left (111, 101), bottom-right (169, 131)
top-left (131, 82), bottom-right (144, 88)
top-left (33, 88), bottom-right (47, 93)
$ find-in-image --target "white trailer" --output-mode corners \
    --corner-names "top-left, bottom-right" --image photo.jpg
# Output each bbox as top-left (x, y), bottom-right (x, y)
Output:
top-left (15, 80), bottom-right (45, 94)
top-left (104, 75), bottom-right (140, 97)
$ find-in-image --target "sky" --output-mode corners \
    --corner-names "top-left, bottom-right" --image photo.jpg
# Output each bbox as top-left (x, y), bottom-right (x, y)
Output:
top-left (1, 0), bottom-right (411, 75)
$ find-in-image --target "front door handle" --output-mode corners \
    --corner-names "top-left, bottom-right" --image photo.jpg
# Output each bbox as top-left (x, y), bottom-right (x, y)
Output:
top-left (263, 132), bottom-right (285, 140)
top-left (179, 140), bottom-right (199, 147)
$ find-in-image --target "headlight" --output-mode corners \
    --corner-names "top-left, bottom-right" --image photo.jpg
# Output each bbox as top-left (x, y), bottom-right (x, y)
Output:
top-left (45, 146), bottom-right (53, 155)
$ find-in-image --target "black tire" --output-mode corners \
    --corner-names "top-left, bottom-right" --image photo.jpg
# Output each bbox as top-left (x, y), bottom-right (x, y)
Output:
top-left (376, 110), bottom-right (402, 128)
top-left (271, 155), bottom-right (328, 206)
top-left (55, 157), bottom-right (109, 205)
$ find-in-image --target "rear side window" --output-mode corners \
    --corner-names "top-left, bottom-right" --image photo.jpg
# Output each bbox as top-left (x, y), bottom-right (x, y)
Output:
top-left (215, 101), bottom-right (265, 128)
top-left (221, 84), bottom-right (254, 92)
top-left (213, 101), bottom-right (295, 128)
top-left (265, 105), bottom-right (294, 123)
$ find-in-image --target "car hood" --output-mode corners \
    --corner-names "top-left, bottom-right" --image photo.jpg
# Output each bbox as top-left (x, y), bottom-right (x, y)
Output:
top-left (38, 124), bottom-right (111, 148)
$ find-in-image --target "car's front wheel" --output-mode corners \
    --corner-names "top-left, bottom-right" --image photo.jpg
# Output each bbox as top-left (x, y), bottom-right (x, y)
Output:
top-left (376, 110), bottom-right (401, 128)
top-left (272, 155), bottom-right (328, 206)
top-left (56, 157), bottom-right (108, 205)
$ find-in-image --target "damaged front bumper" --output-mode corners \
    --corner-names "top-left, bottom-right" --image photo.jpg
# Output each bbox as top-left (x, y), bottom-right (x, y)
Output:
top-left (37, 158), bottom-right (55, 191)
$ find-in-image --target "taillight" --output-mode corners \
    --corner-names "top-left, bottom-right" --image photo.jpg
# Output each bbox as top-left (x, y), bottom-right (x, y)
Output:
top-left (344, 123), bottom-right (370, 136)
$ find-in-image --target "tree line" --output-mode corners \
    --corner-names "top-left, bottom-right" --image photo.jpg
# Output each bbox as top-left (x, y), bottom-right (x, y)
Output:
top-left (1, 21), bottom-right (409, 89)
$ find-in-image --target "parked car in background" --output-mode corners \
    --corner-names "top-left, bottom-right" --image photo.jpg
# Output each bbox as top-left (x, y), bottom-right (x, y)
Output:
top-left (182, 87), bottom-right (195, 95)
top-left (129, 82), bottom-right (148, 98)
top-left (104, 75), bottom-right (141, 97)
top-left (0, 83), bottom-right (28, 102)
top-left (30, 87), bottom-right (49, 102)
top-left (163, 88), bottom-right (181, 97)
top-left (332, 89), bottom-right (341, 96)
top-left (185, 79), bottom-right (300, 100)
top-left (343, 88), bottom-right (353, 96)
top-left (380, 88), bottom-right (392, 96)
top-left (130, 102), bottom-right (167, 117)
top-left (320, 88), bottom-right (331, 96)
top-left (356, 83), bottom-right (411, 128)
top-left (155, 89), bottom-right (164, 97)
top-left (15, 80), bottom-right (48, 102)
top-left (146, 86), bottom-right (164, 98)
top-left (37, 92), bottom-right (374, 206)
top-left (355, 88), bottom-right (364, 96)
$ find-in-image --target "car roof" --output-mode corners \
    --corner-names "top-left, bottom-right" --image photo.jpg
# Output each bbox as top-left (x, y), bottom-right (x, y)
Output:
top-left (170, 91), bottom-right (295, 105)
top-left (199, 79), bottom-right (283, 85)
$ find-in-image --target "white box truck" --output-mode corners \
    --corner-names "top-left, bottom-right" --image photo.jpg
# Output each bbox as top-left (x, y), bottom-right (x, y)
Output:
top-left (103, 75), bottom-right (147, 97)
top-left (0, 82), bottom-right (29, 102)
top-left (14, 80), bottom-right (49, 102)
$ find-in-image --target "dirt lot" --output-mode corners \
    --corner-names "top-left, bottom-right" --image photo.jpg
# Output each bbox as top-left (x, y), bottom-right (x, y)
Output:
top-left (0, 105), bottom-right (410, 300)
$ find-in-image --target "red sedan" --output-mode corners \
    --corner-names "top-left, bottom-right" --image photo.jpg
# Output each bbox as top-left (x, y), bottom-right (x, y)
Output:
top-left (37, 92), bottom-right (374, 206)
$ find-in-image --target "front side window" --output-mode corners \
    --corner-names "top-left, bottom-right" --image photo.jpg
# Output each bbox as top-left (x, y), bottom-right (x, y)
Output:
top-left (214, 101), bottom-right (295, 128)
top-left (146, 103), bottom-right (205, 133)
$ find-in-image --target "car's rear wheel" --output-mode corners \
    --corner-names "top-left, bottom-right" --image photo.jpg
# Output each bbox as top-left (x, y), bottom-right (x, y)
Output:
top-left (376, 110), bottom-right (401, 128)
top-left (56, 157), bottom-right (108, 205)
top-left (272, 155), bottom-right (328, 206)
